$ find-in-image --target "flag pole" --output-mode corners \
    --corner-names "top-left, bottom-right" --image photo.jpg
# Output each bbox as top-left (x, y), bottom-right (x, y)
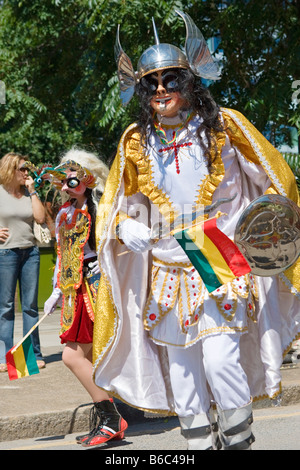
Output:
top-left (117, 212), bottom-right (225, 257)
top-left (11, 312), bottom-right (49, 354)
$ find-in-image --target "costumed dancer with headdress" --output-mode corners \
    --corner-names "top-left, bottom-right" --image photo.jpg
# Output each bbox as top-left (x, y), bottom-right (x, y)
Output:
top-left (44, 148), bottom-right (128, 447)
top-left (93, 11), bottom-right (300, 450)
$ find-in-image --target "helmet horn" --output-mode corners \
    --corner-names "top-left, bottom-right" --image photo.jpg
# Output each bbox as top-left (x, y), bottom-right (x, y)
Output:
top-left (152, 17), bottom-right (160, 45)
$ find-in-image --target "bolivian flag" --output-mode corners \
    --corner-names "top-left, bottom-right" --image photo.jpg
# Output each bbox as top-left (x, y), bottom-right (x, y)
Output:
top-left (6, 336), bottom-right (39, 381)
top-left (174, 217), bottom-right (251, 293)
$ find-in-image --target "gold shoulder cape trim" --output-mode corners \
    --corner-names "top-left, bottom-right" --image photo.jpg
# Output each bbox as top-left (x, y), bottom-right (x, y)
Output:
top-left (95, 122), bottom-right (140, 253)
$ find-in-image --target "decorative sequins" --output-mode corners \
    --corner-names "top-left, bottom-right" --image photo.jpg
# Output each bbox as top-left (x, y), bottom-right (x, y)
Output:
top-left (57, 206), bottom-right (91, 334)
top-left (144, 266), bottom-right (180, 330)
top-left (144, 259), bottom-right (259, 335)
top-left (211, 274), bottom-right (258, 322)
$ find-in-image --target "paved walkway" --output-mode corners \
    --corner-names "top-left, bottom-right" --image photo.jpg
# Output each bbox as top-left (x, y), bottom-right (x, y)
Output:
top-left (0, 311), bottom-right (300, 442)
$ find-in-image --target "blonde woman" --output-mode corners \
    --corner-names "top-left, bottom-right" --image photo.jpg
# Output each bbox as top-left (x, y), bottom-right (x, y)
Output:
top-left (0, 152), bottom-right (46, 372)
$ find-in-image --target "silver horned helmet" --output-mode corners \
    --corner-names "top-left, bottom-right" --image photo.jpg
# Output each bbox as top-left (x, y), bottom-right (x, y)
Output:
top-left (115, 9), bottom-right (221, 106)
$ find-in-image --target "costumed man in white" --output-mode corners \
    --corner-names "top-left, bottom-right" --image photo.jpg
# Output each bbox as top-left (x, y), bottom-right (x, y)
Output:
top-left (92, 11), bottom-right (300, 450)
top-left (44, 148), bottom-right (128, 447)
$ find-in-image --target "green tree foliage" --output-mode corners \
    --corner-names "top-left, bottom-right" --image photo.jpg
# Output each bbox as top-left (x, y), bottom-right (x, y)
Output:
top-left (209, 0), bottom-right (300, 150)
top-left (0, 0), bottom-right (299, 168)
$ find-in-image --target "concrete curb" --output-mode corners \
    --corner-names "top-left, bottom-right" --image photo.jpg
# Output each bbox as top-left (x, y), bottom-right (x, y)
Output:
top-left (1, 382), bottom-right (300, 442)
top-left (0, 401), bottom-right (158, 442)
top-left (0, 401), bottom-right (148, 442)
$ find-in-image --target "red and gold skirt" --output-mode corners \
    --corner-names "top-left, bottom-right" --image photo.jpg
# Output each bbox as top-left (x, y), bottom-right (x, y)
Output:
top-left (60, 284), bottom-right (94, 344)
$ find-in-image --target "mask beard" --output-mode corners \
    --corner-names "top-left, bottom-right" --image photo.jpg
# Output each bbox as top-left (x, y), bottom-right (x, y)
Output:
top-left (159, 100), bottom-right (167, 112)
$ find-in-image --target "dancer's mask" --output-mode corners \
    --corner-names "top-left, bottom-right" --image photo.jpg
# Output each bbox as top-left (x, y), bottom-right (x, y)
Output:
top-left (47, 160), bottom-right (97, 190)
top-left (115, 9), bottom-right (221, 105)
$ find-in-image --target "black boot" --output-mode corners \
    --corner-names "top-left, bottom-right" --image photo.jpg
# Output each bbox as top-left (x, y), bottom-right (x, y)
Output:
top-left (76, 402), bottom-right (103, 444)
top-left (79, 399), bottom-right (128, 447)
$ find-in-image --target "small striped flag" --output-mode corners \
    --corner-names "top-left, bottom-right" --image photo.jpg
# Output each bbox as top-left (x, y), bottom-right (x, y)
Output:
top-left (6, 335), bottom-right (39, 381)
top-left (174, 217), bottom-right (251, 293)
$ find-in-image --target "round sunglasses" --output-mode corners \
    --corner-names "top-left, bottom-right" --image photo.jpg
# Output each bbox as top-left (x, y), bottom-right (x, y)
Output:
top-left (140, 70), bottom-right (180, 95)
top-left (17, 166), bottom-right (28, 173)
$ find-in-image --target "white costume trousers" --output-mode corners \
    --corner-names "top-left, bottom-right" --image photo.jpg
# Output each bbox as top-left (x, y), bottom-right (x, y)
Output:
top-left (167, 333), bottom-right (251, 418)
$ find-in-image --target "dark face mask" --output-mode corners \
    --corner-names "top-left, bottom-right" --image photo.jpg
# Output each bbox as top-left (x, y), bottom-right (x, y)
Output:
top-left (140, 70), bottom-right (181, 96)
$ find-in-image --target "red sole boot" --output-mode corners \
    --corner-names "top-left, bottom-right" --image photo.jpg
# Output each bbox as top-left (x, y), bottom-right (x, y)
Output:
top-left (81, 399), bottom-right (128, 447)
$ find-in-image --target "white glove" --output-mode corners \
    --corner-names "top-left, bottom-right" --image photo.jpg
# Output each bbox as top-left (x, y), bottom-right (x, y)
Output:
top-left (44, 287), bottom-right (62, 315)
top-left (87, 259), bottom-right (100, 275)
top-left (118, 218), bottom-right (152, 253)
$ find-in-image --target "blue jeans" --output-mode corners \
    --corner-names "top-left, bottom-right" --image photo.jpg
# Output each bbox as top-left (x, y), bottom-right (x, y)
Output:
top-left (0, 246), bottom-right (43, 363)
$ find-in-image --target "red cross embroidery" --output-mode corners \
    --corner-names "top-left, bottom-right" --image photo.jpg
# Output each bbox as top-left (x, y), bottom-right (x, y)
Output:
top-left (158, 131), bottom-right (193, 174)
